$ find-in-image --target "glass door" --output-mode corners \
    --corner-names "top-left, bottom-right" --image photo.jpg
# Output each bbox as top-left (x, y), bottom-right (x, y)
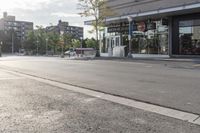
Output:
top-left (179, 19), bottom-right (200, 55)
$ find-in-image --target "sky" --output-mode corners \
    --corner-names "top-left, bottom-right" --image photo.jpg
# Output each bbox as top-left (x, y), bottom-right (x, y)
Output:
top-left (0, 0), bottom-right (94, 38)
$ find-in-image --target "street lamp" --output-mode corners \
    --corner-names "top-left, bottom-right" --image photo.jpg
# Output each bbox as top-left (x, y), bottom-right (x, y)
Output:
top-left (80, 37), bottom-right (83, 56)
top-left (60, 31), bottom-right (64, 58)
top-left (11, 29), bottom-right (14, 54)
top-left (127, 16), bottom-right (133, 58)
top-left (36, 40), bottom-right (39, 56)
top-left (45, 38), bottom-right (48, 56)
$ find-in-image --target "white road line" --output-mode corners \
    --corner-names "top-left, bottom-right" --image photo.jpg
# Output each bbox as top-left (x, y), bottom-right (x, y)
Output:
top-left (2, 69), bottom-right (200, 126)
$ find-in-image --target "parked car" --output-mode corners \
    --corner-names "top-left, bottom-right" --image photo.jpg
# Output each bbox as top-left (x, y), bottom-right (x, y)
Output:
top-left (64, 49), bottom-right (76, 57)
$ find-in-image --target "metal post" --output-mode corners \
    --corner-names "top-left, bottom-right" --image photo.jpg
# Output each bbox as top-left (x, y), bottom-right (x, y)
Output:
top-left (46, 38), bottom-right (48, 56)
top-left (61, 45), bottom-right (64, 57)
top-left (0, 41), bottom-right (2, 57)
top-left (81, 37), bottom-right (83, 49)
top-left (127, 16), bottom-right (133, 58)
top-left (36, 40), bottom-right (39, 56)
top-left (60, 31), bottom-right (64, 58)
top-left (80, 37), bottom-right (83, 57)
top-left (12, 31), bottom-right (14, 54)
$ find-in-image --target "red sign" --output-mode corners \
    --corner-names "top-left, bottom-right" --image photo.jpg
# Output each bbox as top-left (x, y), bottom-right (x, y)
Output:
top-left (137, 22), bottom-right (146, 32)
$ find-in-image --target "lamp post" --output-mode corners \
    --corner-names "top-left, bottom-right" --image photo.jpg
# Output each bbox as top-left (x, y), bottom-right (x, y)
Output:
top-left (127, 16), bottom-right (133, 58)
top-left (45, 38), bottom-right (48, 56)
top-left (11, 30), bottom-right (14, 54)
top-left (60, 31), bottom-right (64, 58)
top-left (80, 37), bottom-right (83, 56)
top-left (36, 40), bottom-right (39, 56)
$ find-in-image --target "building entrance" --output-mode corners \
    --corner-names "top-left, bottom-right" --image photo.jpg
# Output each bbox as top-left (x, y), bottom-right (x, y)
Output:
top-left (172, 14), bottom-right (200, 56)
top-left (106, 36), bottom-right (126, 57)
top-left (178, 19), bottom-right (200, 55)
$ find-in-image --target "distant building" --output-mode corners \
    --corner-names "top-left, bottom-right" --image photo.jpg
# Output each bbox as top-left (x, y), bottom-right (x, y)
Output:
top-left (46, 20), bottom-right (84, 39)
top-left (0, 12), bottom-right (33, 42)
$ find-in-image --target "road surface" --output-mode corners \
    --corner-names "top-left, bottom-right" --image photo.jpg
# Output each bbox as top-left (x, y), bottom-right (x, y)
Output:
top-left (0, 68), bottom-right (200, 132)
top-left (0, 56), bottom-right (200, 115)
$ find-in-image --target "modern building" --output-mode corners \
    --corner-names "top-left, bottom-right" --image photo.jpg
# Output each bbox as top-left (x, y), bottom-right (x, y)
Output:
top-left (99, 0), bottom-right (200, 58)
top-left (0, 12), bottom-right (33, 43)
top-left (46, 20), bottom-right (84, 39)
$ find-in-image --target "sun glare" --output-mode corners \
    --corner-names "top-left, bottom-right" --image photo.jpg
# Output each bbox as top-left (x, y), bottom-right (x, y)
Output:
top-left (0, 1), bottom-right (16, 10)
top-left (0, 0), bottom-right (52, 12)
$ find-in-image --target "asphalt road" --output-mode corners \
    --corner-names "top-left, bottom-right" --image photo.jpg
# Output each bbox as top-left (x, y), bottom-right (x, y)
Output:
top-left (0, 69), bottom-right (200, 132)
top-left (0, 56), bottom-right (200, 115)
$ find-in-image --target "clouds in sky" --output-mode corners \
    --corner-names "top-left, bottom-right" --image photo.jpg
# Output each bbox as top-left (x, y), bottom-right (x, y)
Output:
top-left (0, 0), bottom-right (94, 38)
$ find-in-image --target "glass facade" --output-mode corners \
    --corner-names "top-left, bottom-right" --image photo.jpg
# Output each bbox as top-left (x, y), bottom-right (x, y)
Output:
top-left (132, 20), bottom-right (168, 55)
top-left (103, 14), bottom-right (200, 57)
top-left (179, 19), bottom-right (200, 55)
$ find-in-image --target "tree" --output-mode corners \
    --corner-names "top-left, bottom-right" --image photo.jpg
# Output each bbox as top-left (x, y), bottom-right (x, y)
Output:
top-left (24, 31), bottom-right (36, 54)
top-left (0, 30), bottom-right (20, 53)
top-left (46, 32), bottom-right (60, 54)
top-left (78, 0), bottom-right (114, 55)
top-left (85, 38), bottom-right (98, 49)
top-left (72, 39), bottom-right (81, 48)
top-left (62, 33), bottom-right (73, 50)
top-left (0, 30), bottom-right (6, 51)
top-left (35, 26), bottom-right (47, 55)
top-left (0, 30), bottom-right (5, 56)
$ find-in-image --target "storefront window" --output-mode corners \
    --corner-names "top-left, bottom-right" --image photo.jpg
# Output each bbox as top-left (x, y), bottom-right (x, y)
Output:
top-left (132, 20), bottom-right (168, 55)
top-left (179, 19), bottom-right (200, 55)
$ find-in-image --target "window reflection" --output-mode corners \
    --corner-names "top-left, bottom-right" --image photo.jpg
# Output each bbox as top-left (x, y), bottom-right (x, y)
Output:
top-left (132, 20), bottom-right (168, 55)
top-left (179, 19), bottom-right (200, 55)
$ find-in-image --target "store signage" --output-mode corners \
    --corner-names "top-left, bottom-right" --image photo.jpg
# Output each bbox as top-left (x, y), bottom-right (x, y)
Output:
top-left (107, 27), bottom-right (121, 33)
top-left (137, 22), bottom-right (146, 32)
top-left (108, 23), bottom-right (128, 33)
top-left (107, 22), bottom-right (137, 33)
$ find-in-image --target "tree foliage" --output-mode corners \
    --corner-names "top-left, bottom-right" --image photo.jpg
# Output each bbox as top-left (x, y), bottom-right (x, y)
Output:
top-left (78, 0), bottom-right (114, 46)
top-left (85, 38), bottom-right (98, 49)
top-left (23, 26), bottom-right (82, 55)
top-left (24, 31), bottom-right (36, 53)
top-left (46, 31), bottom-right (60, 54)
top-left (35, 26), bottom-right (47, 54)
top-left (72, 39), bottom-right (81, 48)
top-left (62, 33), bottom-right (73, 49)
top-left (0, 30), bottom-right (20, 53)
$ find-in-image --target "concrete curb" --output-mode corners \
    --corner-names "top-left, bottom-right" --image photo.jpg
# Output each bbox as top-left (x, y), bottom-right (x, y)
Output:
top-left (2, 68), bottom-right (200, 126)
top-left (93, 57), bottom-right (200, 63)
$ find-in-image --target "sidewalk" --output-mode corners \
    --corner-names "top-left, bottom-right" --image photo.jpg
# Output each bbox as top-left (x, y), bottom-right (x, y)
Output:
top-left (93, 57), bottom-right (200, 63)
